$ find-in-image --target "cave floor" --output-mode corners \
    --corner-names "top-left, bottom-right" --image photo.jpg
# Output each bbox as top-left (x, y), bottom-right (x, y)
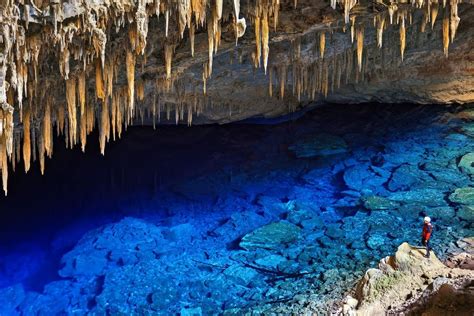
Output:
top-left (0, 103), bottom-right (473, 314)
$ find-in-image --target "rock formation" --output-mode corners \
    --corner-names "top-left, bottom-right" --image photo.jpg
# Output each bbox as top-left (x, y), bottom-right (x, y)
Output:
top-left (0, 1), bottom-right (473, 195)
top-left (340, 240), bottom-right (474, 315)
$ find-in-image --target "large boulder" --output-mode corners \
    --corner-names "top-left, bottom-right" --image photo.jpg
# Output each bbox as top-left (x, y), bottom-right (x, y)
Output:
top-left (449, 187), bottom-right (474, 205)
top-left (361, 195), bottom-right (399, 211)
top-left (239, 222), bottom-right (301, 251)
top-left (343, 164), bottom-right (389, 193)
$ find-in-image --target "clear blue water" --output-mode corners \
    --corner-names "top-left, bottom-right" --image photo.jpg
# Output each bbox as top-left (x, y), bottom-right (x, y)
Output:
top-left (0, 103), bottom-right (473, 314)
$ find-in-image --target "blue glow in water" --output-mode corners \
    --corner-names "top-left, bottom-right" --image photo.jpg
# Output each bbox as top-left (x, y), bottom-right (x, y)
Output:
top-left (0, 103), bottom-right (473, 314)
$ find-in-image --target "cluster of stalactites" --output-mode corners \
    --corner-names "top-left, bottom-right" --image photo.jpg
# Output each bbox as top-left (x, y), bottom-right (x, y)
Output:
top-left (330, 0), bottom-right (461, 58)
top-left (251, 0), bottom-right (280, 74)
top-left (0, 0), bottom-right (257, 195)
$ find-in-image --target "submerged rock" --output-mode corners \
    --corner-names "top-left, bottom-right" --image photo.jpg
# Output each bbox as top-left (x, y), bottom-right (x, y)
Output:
top-left (457, 205), bottom-right (474, 222)
top-left (361, 196), bottom-right (399, 211)
top-left (449, 187), bottom-right (474, 205)
top-left (240, 222), bottom-right (301, 251)
top-left (223, 265), bottom-right (259, 285)
top-left (343, 164), bottom-right (389, 193)
top-left (288, 134), bottom-right (348, 158)
top-left (458, 153), bottom-right (474, 175)
top-left (388, 188), bottom-right (447, 207)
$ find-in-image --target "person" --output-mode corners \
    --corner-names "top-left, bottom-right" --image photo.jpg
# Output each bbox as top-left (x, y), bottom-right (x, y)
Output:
top-left (421, 216), bottom-right (433, 258)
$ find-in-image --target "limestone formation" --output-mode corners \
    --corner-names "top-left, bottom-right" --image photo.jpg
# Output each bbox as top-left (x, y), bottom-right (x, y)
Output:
top-left (0, 1), bottom-right (472, 194)
top-left (341, 242), bottom-right (474, 315)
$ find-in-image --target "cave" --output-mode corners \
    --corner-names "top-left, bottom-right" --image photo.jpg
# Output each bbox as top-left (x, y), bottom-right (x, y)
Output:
top-left (0, 1), bottom-right (473, 315)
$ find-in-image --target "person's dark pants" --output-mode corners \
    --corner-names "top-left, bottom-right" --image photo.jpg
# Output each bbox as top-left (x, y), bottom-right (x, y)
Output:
top-left (421, 238), bottom-right (431, 257)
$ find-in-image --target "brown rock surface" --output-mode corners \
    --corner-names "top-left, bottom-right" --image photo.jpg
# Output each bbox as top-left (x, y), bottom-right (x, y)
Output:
top-left (340, 241), bottom-right (474, 315)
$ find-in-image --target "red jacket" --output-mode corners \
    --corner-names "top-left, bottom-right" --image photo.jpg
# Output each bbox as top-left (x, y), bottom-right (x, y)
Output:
top-left (422, 223), bottom-right (433, 240)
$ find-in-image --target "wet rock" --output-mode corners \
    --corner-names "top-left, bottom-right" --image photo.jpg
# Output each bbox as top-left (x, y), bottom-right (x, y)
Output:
top-left (388, 164), bottom-right (430, 191)
top-left (223, 265), bottom-right (259, 285)
top-left (449, 187), bottom-right (474, 205)
top-left (457, 205), bottom-right (474, 221)
top-left (361, 195), bottom-right (399, 210)
top-left (60, 217), bottom-right (166, 277)
top-left (95, 260), bottom-right (172, 313)
top-left (458, 153), bottom-right (474, 175)
top-left (388, 188), bottom-right (446, 207)
top-left (239, 222), bottom-right (301, 250)
top-left (343, 164), bottom-right (389, 193)
top-left (325, 224), bottom-right (345, 239)
top-left (288, 134), bottom-right (348, 158)
top-left (427, 206), bottom-right (456, 219)
top-left (255, 255), bottom-right (287, 269)
top-left (300, 217), bottom-right (325, 230)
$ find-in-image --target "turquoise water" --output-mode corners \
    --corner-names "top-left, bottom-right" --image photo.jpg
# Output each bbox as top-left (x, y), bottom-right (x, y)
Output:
top-left (0, 103), bottom-right (473, 314)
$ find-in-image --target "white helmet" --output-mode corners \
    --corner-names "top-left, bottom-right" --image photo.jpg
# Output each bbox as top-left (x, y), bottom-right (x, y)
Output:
top-left (424, 216), bottom-right (431, 223)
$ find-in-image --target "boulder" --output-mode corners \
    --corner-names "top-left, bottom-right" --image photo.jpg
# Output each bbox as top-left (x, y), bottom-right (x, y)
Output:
top-left (387, 165), bottom-right (429, 192)
top-left (239, 222), bottom-right (301, 250)
top-left (343, 164), bottom-right (389, 193)
top-left (223, 265), bottom-right (259, 285)
top-left (457, 205), bottom-right (474, 221)
top-left (255, 255), bottom-right (288, 269)
top-left (288, 134), bottom-right (348, 158)
top-left (361, 196), bottom-right (399, 210)
top-left (449, 187), bottom-right (474, 205)
top-left (387, 189), bottom-right (446, 207)
top-left (458, 153), bottom-right (474, 175)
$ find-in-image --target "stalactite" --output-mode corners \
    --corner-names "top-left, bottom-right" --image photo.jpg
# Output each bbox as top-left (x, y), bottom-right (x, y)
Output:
top-left (443, 13), bottom-right (449, 57)
top-left (165, 45), bottom-right (174, 80)
top-left (449, 0), bottom-right (460, 43)
top-left (400, 15), bottom-right (406, 61)
top-left (207, 20), bottom-right (215, 77)
top-left (351, 16), bottom-right (356, 43)
top-left (22, 107), bottom-right (31, 173)
top-left (356, 27), bottom-right (364, 72)
top-left (319, 32), bottom-right (326, 59)
top-left (254, 11), bottom-right (262, 68)
top-left (376, 15), bottom-right (385, 48)
top-left (78, 72), bottom-right (86, 116)
top-left (262, 10), bottom-right (270, 74)
top-left (43, 98), bottom-right (52, 157)
top-left (190, 22), bottom-right (195, 57)
top-left (38, 129), bottom-right (45, 175)
top-left (234, 0), bottom-right (247, 43)
top-left (126, 51), bottom-right (136, 114)
top-left (431, 3), bottom-right (438, 29)
top-left (99, 99), bottom-right (109, 156)
top-left (95, 60), bottom-right (105, 100)
top-left (80, 106), bottom-right (87, 152)
top-left (66, 77), bottom-right (77, 147)
top-left (1, 141), bottom-right (7, 196)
